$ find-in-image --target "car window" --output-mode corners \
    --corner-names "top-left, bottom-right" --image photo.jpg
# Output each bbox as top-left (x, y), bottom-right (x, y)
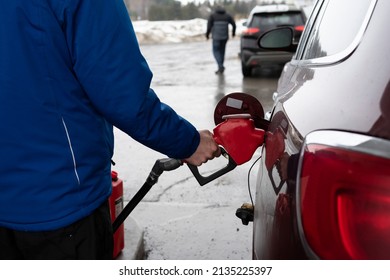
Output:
top-left (250, 12), bottom-right (304, 29)
top-left (294, 0), bottom-right (325, 60)
top-left (300, 0), bottom-right (377, 63)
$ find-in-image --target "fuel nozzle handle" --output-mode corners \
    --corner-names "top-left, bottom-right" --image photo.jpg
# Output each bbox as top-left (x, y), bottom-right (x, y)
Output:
top-left (187, 148), bottom-right (237, 186)
top-left (187, 115), bottom-right (265, 186)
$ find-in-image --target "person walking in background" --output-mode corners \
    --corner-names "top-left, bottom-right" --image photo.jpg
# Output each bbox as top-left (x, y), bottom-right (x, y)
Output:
top-left (206, 6), bottom-right (236, 74)
top-left (0, 0), bottom-right (220, 260)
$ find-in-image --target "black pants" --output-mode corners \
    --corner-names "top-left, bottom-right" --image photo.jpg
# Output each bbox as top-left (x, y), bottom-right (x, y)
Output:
top-left (0, 201), bottom-right (114, 260)
top-left (212, 39), bottom-right (228, 70)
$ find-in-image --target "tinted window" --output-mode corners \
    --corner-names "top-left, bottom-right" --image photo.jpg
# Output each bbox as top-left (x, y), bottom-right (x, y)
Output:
top-left (302, 0), bottom-right (376, 60)
top-left (249, 12), bottom-right (304, 29)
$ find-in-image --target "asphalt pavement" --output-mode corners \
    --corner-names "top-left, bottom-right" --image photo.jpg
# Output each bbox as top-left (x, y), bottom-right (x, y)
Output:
top-left (111, 39), bottom-right (277, 260)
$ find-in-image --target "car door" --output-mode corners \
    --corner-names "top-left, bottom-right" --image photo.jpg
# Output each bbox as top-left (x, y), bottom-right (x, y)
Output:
top-left (252, 0), bottom-right (387, 259)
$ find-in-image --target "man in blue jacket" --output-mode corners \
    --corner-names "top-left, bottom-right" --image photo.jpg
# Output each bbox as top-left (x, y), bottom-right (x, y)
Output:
top-left (206, 6), bottom-right (236, 74)
top-left (0, 0), bottom-right (220, 259)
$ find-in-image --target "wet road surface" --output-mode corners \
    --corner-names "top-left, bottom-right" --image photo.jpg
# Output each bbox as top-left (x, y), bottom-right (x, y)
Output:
top-left (112, 38), bottom-right (280, 259)
top-left (140, 38), bottom-right (279, 127)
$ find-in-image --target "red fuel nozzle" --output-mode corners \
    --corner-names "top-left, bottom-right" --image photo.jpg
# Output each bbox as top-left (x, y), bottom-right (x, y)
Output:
top-left (213, 114), bottom-right (265, 165)
top-left (187, 114), bottom-right (265, 186)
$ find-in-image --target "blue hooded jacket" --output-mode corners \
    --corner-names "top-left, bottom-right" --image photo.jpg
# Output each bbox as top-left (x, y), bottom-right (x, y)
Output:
top-left (0, 0), bottom-right (199, 231)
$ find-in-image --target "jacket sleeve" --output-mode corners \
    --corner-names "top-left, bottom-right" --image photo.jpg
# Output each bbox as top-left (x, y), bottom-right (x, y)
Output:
top-left (206, 15), bottom-right (214, 38)
top-left (62, 0), bottom-right (199, 159)
top-left (229, 16), bottom-right (236, 36)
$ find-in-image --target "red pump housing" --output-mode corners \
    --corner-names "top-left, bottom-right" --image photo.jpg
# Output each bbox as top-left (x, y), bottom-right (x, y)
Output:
top-left (109, 171), bottom-right (124, 258)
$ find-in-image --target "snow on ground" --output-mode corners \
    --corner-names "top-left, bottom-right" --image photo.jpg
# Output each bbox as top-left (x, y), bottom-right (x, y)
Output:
top-left (130, 3), bottom-right (315, 45)
top-left (132, 18), bottom-right (246, 45)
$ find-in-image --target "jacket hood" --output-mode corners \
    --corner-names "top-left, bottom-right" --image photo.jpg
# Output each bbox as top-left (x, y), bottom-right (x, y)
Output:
top-left (215, 6), bottom-right (226, 14)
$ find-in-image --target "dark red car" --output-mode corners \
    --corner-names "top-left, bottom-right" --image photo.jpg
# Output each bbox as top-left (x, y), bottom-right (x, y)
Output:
top-left (252, 0), bottom-right (390, 259)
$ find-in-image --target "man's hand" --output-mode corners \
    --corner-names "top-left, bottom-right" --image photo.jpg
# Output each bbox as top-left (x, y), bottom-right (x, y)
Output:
top-left (184, 130), bottom-right (221, 166)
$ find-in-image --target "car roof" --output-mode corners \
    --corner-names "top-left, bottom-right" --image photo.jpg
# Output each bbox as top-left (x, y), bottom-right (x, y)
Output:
top-left (249, 4), bottom-right (301, 16)
top-left (246, 4), bottom-right (304, 25)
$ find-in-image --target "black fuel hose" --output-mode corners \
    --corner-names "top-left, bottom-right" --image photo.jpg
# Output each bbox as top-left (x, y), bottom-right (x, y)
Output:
top-left (112, 158), bottom-right (182, 233)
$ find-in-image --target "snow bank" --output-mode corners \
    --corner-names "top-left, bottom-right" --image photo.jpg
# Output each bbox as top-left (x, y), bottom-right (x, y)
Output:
top-left (133, 18), bottom-right (207, 44)
top-left (132, 18), bottom-right (246, 44)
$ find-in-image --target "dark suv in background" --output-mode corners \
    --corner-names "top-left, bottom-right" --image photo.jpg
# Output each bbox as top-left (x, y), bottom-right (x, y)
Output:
top-left (239, 4), bottom-right (307, 77)
top-left (251, 0), bottom-right (390, 259)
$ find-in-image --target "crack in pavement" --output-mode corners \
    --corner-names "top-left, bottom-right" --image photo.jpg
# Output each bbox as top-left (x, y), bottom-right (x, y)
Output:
top-left (142, 167), bottom-right (229, 203)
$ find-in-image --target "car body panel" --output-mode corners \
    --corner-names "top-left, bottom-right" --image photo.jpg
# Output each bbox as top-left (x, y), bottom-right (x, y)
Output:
top-left (253, 0), bottom-right (390, 259)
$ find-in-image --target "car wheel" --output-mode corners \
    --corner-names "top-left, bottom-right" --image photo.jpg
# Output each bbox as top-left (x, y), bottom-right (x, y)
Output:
top-left (241, 62), bottom-right (252, 77)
